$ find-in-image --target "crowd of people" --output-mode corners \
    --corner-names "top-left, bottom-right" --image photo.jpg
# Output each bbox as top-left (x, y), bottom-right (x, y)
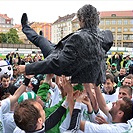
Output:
top-left (0, 4), bottom-right (133, 133)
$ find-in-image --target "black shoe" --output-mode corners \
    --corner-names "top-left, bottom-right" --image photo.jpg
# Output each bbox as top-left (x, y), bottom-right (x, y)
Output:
top-left (21, 13), bottom-right (28, 27)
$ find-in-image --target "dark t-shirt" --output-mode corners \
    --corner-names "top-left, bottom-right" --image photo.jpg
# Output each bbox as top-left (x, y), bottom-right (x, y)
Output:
top-left (0, 83), bottom-right (18, 100)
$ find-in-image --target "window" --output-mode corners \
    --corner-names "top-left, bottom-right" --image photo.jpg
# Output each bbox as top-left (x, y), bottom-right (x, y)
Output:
top-left (123, 43), bottom-right (128, 47)
top-left (113, 34), bottom-right (115, 40)
top-left (111, 28), bottom-right (115, 32)
top-left (111, 14), bottom-right (116, 17)
top-left (130, 20), bottom-right (133, 24)
top-left (123, 20), bottom-right (128, 25)
top-left (117, 42), bottom-right (121, 47)
top-left (100, 20), bottom-right (104, 25)
top-left (123, 35), bottom-right (129, 40)
top-left (130, 28), bottom-right (133, 32)
top-left (117, 35), bottom-right (122, 40)
top-left (117, 20), bottom-right (122, 25)
top-left (123, 28), bottom-right (128, 32)
top-left (123, 34), bottom-right (133, 40)
top-left (105, 20), bottom-right (110, 25)
top-left (117, 28), bottom-right (122, 32)
top-left (129, 35), bottom-right (133, 40)
top-left (112, 20), bottom-right (116, 25)
top-left (123, 43), bottom-right (133, 47)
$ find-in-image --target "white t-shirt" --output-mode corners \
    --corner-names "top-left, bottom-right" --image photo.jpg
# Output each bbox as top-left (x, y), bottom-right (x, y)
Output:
top-left (60, 103), bottom-right (94, 133)
top-left (125, 118), bottom-right (133, 133)
top-left (0, 98), bottom-right (10, 133)
top-left (3, 112), bottom-right (16, 133)
top-left (13, 126), bottom-right (25, 133)
top-left (102, 91), bottom-right (118, 104)
top-left (50, 83), bottom-right (62, 107)
top-left (84, 121), bottom-right (128, 133)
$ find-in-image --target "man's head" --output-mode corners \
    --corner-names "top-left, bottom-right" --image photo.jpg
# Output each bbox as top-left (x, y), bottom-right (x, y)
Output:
top-left (111, 63), bottom-right (117, 71)
top-left (0, 74), bottom-right (10, 88)
top-left (119, 68), bottom-right (126, 76)
top-left (118, 85), bottom-right (132, 99)
top-left (125, 55), bottom-right (130, 61)
top-left (13, 65), bottom-right (19, 76)
top-left (122, 76), bottom-right (132, 87)
top-left (77, 4), bottom-right (100, 28)
top-left (103, 73), bottom-right (114, 94)
top-left (109, 97), bottom-right (132, 123)
top-left (14, 99), bottom-right (45, 132)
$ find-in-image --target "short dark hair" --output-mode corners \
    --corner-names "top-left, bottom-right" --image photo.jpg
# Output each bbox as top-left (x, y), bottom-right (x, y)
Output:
top-left (14, 99), bottom-right (41, 132)
top-left (0, 74), bottom-right (10, 81)
top-left (120, 97), bottom-right (132, 123)
top-left (119, 85), bottom-right (132, 96)
top-left (77, 4), bottom-right (100, 28)
top-left (106, 73), bottom-right (114, 83)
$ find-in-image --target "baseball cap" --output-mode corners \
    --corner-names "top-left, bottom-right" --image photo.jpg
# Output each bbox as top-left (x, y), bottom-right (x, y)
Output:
top-left (111, 63), bottom-right (117, 67)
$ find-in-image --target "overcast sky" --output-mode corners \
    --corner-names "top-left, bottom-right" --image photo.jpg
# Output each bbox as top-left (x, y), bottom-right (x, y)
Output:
top-left (0, 0), bottom-right (133, 24)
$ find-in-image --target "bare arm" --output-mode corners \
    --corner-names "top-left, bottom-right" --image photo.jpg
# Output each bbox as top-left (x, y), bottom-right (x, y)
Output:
top-left (84, 83), bottom-right (99, 113)
top-left (62, 75), bottom-right (74, 116)
top-left (10, 75), bottom-right (33, 107)
top-left (10, 84), bottom-right (26, 107)
top-left (94, 86), bottom-right (109, 116)
top-left (44, 74), bottom-right (55, 88)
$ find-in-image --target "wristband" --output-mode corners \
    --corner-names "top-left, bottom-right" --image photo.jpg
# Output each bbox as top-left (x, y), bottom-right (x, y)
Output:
top-left (62, 100), bottom-right (68, 109)
top-left (23, 77), bottom-right (30, 86)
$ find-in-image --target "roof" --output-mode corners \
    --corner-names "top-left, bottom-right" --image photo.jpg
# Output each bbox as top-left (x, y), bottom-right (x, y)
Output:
top-left (100, 10), bottom-right (133, 17)
top-left (53, 13), bottom-right (76, 24)
top-left (13, 24), bottom-right (21, 28)
top-left (0, 13), bottom-right (12, 20)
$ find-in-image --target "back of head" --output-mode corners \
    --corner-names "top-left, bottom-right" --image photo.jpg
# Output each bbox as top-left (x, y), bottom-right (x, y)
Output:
top-left (14, 99), bottom-right (41, 132)
top-left (77, 4), bottom-right (100, 28)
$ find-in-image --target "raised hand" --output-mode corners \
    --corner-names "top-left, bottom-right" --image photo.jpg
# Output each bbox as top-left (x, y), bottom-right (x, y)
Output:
top-left (16, 65), bottom-right (26, 74)
top-left (21, 13), bottom-right (28, 27)
top-left (61, 75), bottom-right (73, 95)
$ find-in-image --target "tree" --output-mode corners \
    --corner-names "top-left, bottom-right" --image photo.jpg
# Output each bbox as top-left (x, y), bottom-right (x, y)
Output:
top-left (0, 33), bottom-right (6, 43)
top-left (0, 28), bottom-right (23, 44)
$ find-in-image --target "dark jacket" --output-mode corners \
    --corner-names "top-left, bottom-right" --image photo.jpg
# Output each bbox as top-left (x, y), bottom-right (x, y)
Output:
top-left (0, 83), bottom-right (18, 99)
top-left (23, 25), bottom-right (113, 85)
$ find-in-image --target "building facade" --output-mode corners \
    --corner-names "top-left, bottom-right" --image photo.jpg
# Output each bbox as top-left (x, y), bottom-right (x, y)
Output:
top-left (15, 22), bottom-right (52, 44)
top-left (0, 14), bottom-right (13, 33)
top-left (99, 11), bottom-right (133, 48)
top-left (52, 10), bottom-right (133, 48)
top-left (51, 13), bottom-right (76, 44)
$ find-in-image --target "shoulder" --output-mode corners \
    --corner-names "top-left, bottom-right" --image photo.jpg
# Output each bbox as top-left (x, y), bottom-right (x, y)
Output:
top-left (1, 98), bottom-right (10, 113)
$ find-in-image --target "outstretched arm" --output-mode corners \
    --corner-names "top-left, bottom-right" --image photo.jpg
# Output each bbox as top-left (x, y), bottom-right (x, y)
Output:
top-left (10, 75), bottom-right (32, 107)
top-left (45, 75), bottom-right (74, 131)
top-left (94, 86), bottom-right (109, 117)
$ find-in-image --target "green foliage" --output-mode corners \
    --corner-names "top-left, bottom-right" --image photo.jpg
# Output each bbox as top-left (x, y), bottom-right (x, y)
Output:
top-left (0, 33), bottom-right (6, 43)
top-left (0, 28), bottom-right (24, 44)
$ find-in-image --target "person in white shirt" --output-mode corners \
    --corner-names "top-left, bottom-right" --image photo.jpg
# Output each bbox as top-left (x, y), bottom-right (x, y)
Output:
top-left (0, 75), bottom-right (32, 133)
top-left (65, 91), bottom-right (133, 133)
top-left (102, 73), bottom-right (118, 104)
